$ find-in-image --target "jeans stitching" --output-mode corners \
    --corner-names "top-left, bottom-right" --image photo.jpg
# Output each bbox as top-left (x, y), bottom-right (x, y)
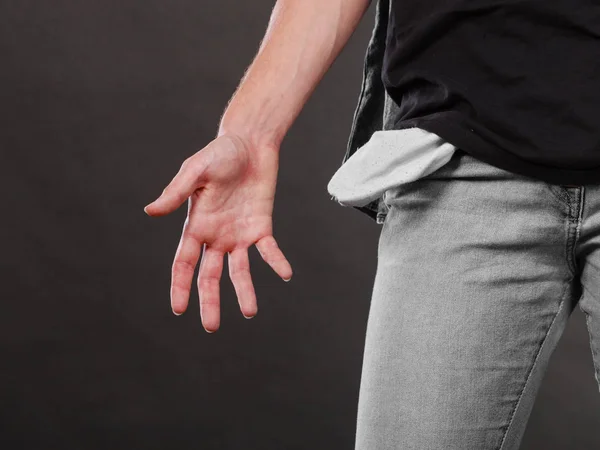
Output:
top-left (563, 187), bottom-right (584, 277)
top-left (565, 215), bottom-right (578, 278)
top-left (572, 187), bottom-right (585, 275)
top-left (497, 276), bottom-right (571, 450)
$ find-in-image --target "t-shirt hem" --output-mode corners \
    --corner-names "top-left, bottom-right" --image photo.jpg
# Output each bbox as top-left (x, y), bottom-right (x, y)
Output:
top-left (415, 114), bottom-right (600, 185)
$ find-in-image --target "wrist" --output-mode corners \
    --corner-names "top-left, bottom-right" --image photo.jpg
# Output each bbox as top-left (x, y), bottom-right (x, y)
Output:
top-left (217, 118), bottom-right (282, 154)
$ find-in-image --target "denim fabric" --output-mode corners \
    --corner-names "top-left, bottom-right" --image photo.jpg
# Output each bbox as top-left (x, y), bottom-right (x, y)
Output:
top-left (354, 148), bottom-right (600, 449)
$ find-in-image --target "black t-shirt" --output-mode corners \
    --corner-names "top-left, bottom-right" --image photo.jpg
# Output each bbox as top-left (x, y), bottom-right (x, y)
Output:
top-left (382, 0), bottom-right (600, 184)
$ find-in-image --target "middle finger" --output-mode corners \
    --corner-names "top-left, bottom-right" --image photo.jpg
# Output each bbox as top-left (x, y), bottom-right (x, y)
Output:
top-left (197, 244), bottom-right (224, 332)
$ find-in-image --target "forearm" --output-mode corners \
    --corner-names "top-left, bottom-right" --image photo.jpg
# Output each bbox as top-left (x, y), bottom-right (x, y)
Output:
top-left (216, 0), bottom-right (372, 151)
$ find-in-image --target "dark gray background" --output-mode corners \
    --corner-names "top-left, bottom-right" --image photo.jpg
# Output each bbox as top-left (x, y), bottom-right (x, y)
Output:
top-left (1, 1), bottom-right (599, 449)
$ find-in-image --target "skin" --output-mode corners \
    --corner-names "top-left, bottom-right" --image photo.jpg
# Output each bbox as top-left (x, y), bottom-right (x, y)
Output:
top-left (144, 0), bottom-right (372, 333)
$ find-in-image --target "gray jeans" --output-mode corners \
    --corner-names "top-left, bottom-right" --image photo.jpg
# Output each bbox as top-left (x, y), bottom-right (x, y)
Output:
top-left (355, 149), bottom-right (600, 449)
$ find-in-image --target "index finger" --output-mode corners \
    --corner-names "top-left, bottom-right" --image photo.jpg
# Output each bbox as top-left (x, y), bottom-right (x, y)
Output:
top-left (171, 220), bottom-right (203, 315)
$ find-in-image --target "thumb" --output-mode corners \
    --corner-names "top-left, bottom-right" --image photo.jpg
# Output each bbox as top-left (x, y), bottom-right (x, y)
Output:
top-left (144, 159), bottom-right (207, 217)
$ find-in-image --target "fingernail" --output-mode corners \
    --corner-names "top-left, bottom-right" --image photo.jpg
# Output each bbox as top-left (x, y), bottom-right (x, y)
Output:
top-left (172, 310), bottom-right (182, 316)
top-left (283, 277), bottom-right (291, 282)
top-left (243, 314), bottom-right (254, 319)
top-left (205, 328), bottom-right (215, 333)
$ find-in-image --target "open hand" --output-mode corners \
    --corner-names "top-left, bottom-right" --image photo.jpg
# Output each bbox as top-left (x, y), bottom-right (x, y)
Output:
top-left (144, 133), bottom-right (293, 333)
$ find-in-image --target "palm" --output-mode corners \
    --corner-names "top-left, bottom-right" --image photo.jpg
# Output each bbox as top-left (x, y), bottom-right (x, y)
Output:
top-left (144, 134), bottom-right (293, 333)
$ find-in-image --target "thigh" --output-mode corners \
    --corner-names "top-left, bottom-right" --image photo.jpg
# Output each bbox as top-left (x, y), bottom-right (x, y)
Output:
top-left (575, 184), bottom-right (600, 395)
top-left (355, 151), bottom-right (580, 450)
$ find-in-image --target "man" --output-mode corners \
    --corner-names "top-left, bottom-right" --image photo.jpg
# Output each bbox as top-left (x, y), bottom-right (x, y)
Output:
top-left (144, 0), bottom-right (600, 448)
